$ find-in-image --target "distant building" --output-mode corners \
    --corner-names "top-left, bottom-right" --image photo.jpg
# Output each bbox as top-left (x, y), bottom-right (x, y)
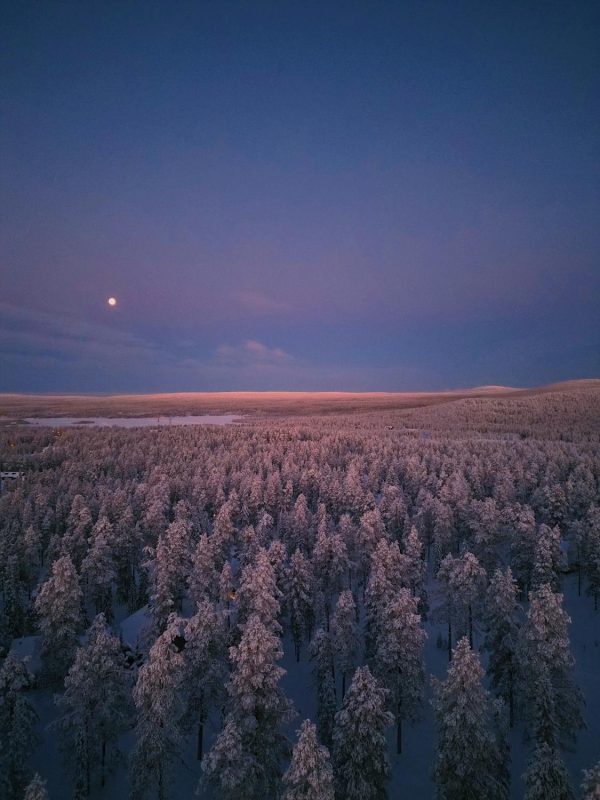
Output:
top-left (0, 471), bottom-right (24, 492)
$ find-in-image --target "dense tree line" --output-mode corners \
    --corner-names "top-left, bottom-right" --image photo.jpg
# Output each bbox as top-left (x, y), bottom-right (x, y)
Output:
top-left (0, 389), bottom-right (599, 798)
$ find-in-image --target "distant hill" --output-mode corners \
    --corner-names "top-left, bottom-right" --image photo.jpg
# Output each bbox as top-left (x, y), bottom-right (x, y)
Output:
top-left (0, 379), bottom-right (598, 418)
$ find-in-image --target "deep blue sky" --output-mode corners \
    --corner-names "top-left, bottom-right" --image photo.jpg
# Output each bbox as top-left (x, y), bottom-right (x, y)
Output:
top-left (1, 1), bottom-right (598, 391)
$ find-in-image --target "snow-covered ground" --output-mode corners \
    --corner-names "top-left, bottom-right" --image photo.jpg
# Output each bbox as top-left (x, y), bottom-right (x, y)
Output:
top-left (22, 415), bottom-right (243, 428)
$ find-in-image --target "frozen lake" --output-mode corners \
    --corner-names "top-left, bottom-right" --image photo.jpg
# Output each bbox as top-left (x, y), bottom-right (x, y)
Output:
top-left (21, 414), bottom-right (242, 428)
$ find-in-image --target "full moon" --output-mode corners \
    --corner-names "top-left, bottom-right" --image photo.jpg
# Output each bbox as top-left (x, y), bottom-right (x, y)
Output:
top-left (107, 297), bottom-right (117, 307)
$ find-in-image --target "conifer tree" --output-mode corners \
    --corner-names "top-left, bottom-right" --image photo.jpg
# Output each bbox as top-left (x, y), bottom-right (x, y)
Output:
top-left (131, 615), bottom-right (185, 800)
top-left (236, 547), bottom-right (281, 632)
top-left (148, 518), bottom-right (192, 632)
top-left (3, 553), bottom-right (25, 637)
top-left (288, 548), bottom-right (315, 661)
top-left (433, 637), bottom-right (508, 800)
top-left (55, 614), bottom-right (131, 795)
top-left (219, 560), bottom-right (235, 624)
top-left (523, 742), bottom-right (573, 800)
top-left (584, 526), bottom-right (600, 611)
top-left (81, 515), bottom-right (116, 619)
top-left (437, 550), bottom-right (486, 657)
top-left (310, 628), bottom-right (337, 747)
top-left (188, 533), bottom-right (218, 605)
top-left (313, 529), bottom-right (348, 629)
top-left (401, 525), bottom-right (427, 611)
top-left (200, 718), bottom-right (252, 800)
top-left (509, 504), bottom-right (538, 597)
top-left (332, 666), bottom-right (392, 800)
top-left (35, 554), bottom-right (83, 682)
top-left (23, 774), bottom-right (49, 800)
top-left (532, 525), bottom-right (563, 591)
top-left (375, 588), bottom-right (426, 753)
top-left (518, 584), bottom-right (584, 747)
top-left (0, 655), bottom-right (39, 800)
top-left (282, 720), bottom-right (334, 800)
top-left (203, 613), bottom-right (292, 799)
top-left (582, 758), bottom-right (600, 800)
top-left (331, 590), bottom-right (358, 698)
top-left (183, 599), bottom-right (226, 760)
top-left (484, 567), bottom-right (520, 726)
top-left (364, 539), bottom-right (403, 659)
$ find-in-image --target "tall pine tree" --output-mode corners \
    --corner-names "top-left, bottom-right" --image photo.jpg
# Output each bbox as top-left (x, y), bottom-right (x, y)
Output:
top-left (332, 666), bottom-right (392, 800)
top-left (433, 637), bottom-right (508, 800)
top-left (282, 720), bottom-right (334, 800)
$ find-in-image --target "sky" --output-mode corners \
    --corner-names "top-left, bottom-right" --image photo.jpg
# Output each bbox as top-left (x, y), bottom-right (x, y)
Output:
top-left (1, 0), bottom-right (599, 392)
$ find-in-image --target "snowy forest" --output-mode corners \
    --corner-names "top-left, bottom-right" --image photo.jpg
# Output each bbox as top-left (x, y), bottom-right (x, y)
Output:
top-left (1, 385), bottom-right (600, 800)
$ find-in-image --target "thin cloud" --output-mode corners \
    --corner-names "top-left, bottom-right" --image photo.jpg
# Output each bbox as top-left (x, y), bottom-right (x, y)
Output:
top-left (235, 290), bottom-right (290, 314)
top-left (216, 339), bottom-right (291, 364)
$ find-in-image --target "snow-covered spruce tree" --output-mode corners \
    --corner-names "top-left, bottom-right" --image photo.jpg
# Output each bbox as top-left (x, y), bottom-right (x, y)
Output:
top-left (332, 665), bottom-right (392, 800)
top-left (357, 508), bottom-right (387, 585)
top-left (23, 774), bottom-right (49, 800)
top-left (432, 637), bottom-right (508, 800)
top-left (375, 588), bottom-right (426, 754)
top-left (523, 742), bottom-right (573, 800)
top-left (584, 523), bottom-right (600, 611)
top-left (582, 757), bottom-right (600, 800)
top-left (288, 548), bottom-right (316, 661)
top-left (310, 627), bottom-right (337, 747)
top-left (147, 517), bottom-right (192, 633)
top-left (0, 655), bottom-right (39, 800)
top-left (219, 560), bottom-right (235, 625)
top-left (518, 583), bottom-right (584, 748)
top-left (55, 613), bottom-right (131, 795)
top-left (2, 553), bottom-right (25, 638)
top-left (287, 493), bottom-right (312, 554)
top-left (531, 525), bottom-right (563, 592)
top-left (81, 515), bottom-right (116, 620)
top-left (63, 494), bottom-right (93, 569)
top-left (236, 547), bottom-right (282, 632)
top-left (202, 613), bottom-right (292, 799)
top-left (401, 525), bottom-right (427, 612)
top-left (200, 718), bottom-right (253, 800)
top-left (467, 496), bottom-right (503, 574)
top-left (34, 553), bottom-right (83, 683)
top-left (211, 498), bottom-right (237, 567)
top-left (436, 550), bottom-right (486, 659)
top-left (483, 567), bottom-right (520, 726)
top-left (188, 533), bottom-right (219, 605)
top-left (131, 614), bottom-right (186, 800)
top-left (111, 505), bottom-right (142, 609)
top-left (313, 527), bottom-right (348, 629)
top-left (183, 599), bottom-right (226, 761)
top-left (509, 504), bottom-right (539, 598)
top-left (267, 539), bottom-right (288, 601)
top-left (331, 590), bottom-right (358, 698)
top-left (364, 538), bottom-right (403, 660)
top-left (282, 719), bottom-right (334, 800)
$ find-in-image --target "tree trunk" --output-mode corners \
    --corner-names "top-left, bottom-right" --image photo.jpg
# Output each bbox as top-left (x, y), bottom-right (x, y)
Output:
top-left (448, 616), bottom-right (452, 661)
top-left (342, 671), bottom-right (346, 699)
top-left (101, 737), bottom-right (106, 787)
top-left (468, 604), bottom-right (473, 648)
top-left (197, 721), bottom-right (204, 761)
top-left (397, 716), bottom-right (402, 755)
top-left (158, 761), bottom-right (165, 800)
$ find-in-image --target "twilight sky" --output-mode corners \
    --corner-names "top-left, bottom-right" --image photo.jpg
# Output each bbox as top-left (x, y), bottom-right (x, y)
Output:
top-left (1, 1), bottom-right (599, 392)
